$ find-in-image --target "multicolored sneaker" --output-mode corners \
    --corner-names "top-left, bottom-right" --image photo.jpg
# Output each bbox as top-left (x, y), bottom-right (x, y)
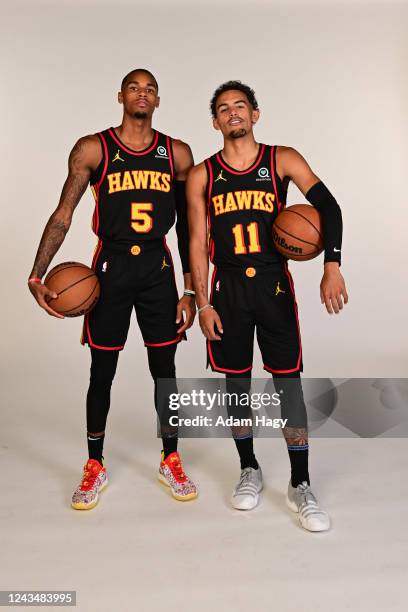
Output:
top-left (286, 481), bottom-right (331, 532)
top-left (158, 451), bottom-right (198, 501)
top-left (71, 459), bottom-right (108, 510)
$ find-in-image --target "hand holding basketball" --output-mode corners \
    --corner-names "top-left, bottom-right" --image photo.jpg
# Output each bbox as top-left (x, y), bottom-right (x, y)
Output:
top-left (28, 280), bottom-right (63, 319)
top-left (29, 262), bottom-right (100, 319)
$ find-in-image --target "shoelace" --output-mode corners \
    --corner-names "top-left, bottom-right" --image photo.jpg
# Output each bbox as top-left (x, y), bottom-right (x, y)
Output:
top-left (80, 464), bottom-right (100, 490)
top-left (297, 483), bottom-right (317, 507)
top-left (237, 468), bottom-right (253, 489)
top-left (170, 458), bottom-right (186, 481)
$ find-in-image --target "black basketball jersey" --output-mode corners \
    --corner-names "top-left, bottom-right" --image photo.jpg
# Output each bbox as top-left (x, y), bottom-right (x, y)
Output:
top-left (90, 128), bottom-right (176, 245)
top-left (205, 144), bottom-right (287, 267)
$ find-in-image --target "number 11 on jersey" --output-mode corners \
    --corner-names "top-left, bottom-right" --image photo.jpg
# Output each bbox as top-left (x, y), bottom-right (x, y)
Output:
top-left (232, 222), bottom-right (261, 255)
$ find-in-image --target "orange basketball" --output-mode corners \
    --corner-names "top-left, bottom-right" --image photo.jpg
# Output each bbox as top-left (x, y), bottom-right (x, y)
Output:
top-left (44, 262), bottom-right (100, 317)
top-left (272, 204), bottom-right (324, 261)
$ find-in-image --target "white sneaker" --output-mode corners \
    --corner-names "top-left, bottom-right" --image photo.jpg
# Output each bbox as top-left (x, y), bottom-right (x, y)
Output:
top-left (286, 481), bottom-right (331, 532)
top-left (231, 466), bottom-right (263, 510)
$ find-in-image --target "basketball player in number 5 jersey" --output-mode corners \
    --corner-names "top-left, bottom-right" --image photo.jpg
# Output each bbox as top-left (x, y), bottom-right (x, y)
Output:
top-left (28, 69), bottom-right (198, 509)
top-left (187, 81), bottom-right (348, 531)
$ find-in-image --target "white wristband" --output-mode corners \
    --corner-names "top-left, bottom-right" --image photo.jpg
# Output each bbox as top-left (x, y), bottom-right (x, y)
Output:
top-left (197, 303), bottom-right (213, 315)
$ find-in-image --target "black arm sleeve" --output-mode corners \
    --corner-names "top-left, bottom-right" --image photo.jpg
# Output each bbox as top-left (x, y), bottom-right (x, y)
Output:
top-left (305, 181), bottom-right (343, 265)
top-left (174, 180), bottom-right (190, 274)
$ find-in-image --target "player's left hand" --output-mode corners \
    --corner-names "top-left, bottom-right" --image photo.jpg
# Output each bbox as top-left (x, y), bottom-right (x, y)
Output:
top-left (176, 295), bottom-right (196, 333)
top-left (320, 262), bottom-right (349, 314)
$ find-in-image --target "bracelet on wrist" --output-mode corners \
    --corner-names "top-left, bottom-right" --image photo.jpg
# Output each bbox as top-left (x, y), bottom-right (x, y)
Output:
top-left (183, 289), bottom-right (196, 297)
top-left (28, 277), bottom-right (42, 284)
top-left (198, 303), bottom-right (213, 315)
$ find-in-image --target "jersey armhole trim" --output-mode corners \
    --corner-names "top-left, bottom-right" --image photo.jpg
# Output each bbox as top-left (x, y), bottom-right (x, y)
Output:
top-left (94, 132), bottom-right (108, 190)
top-left (204, 159), bottom-right (214, 261)
top-left (167, 135), bottom-right (175, 181)
top-left (270, 145), bottom-right (282, 212)
top-left (204, 159), bottom-right (213, 208)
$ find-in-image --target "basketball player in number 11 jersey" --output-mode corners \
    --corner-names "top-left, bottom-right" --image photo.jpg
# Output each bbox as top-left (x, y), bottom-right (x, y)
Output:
top-left (187, 80), bottom-right (348, 532)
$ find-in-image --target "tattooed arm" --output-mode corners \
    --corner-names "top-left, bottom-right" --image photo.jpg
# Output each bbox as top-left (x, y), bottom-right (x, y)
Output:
top-left (28, 135), bottom-right (101, 318)
top-left (187, 162), bottom-right (223, 340)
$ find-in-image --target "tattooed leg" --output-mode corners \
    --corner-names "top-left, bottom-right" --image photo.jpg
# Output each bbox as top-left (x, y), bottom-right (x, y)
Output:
top-left (283, 426), bottom-right (308, 448)
top-left (272, 373), bottom-right (310, 487)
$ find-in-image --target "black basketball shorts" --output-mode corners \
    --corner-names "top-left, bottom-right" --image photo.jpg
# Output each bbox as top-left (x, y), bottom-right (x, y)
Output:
top-left (81, 239), bottom-right (184, 351)
top-left (207, 263), bottom-right (302, 374)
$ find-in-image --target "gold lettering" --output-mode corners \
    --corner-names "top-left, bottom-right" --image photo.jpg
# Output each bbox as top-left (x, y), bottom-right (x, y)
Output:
top-left (131, 170), bottom-right (150, 189)
top-left (253, 191), bottom-right (266, 210)
top-left (224, 192), bottom-right (238, 213)
top-left (121, 171), bottom-right (134, 191)
top-left (149, 171), bottom-right (162, 191)
top-left (264, 193), bottom-right (275, 212)
top-left (212, 194), bottom-right (225, 216)
top-left (235, 191), bottom-right (253, 210)
top-left (107, 172), bottom-right (122, 194)
top-left (161, 173), bottom-right (171, 192)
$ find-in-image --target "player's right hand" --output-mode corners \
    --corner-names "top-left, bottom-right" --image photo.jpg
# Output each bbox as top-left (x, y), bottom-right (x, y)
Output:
top-left (28, 282), bottom-right (65, 319)
top-left (199, 306), bottom-right (223, 340)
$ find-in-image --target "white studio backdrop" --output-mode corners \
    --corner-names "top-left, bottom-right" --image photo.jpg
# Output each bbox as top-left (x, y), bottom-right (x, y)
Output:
top-left (1, 0), bottom-right (407, 398)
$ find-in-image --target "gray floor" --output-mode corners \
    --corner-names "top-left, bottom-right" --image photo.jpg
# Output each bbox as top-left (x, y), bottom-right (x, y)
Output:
top-left (1, 369), bottom-right (407, 612)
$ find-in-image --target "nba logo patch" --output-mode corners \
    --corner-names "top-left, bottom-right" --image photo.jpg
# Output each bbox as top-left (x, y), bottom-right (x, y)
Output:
top-left (216, 280), bottom-right (220, 292)
top-left (102, 261), bottom-right (108, 273)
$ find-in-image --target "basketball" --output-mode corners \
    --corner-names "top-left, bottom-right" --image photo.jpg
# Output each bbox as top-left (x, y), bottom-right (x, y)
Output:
top-left (44, 262), bottom-right (100, 317)
top-left (272, 204), bottom-right (324, 261)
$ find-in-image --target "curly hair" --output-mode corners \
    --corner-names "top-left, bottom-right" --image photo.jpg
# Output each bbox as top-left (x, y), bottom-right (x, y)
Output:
top-left (210, 80), bottom-right (258, 118)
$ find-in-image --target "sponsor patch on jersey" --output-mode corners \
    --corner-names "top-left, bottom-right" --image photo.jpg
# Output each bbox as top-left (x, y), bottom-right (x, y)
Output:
top-left (102, 261), bottom-right (108, 272)
top-left (155, 145), bottom-right (168, 159)
top-left (256, 167), bottom-right (271, 181)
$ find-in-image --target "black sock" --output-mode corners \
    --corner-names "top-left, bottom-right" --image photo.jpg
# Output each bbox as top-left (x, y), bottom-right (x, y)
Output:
top-left (288, 446), bottom-right (310, 487)
top-left (162, 437), bottom-right (178, 459)
top-left (87, 434), bottom-right (105, 464)
top-left (233, 437), bottom-right (259, 470)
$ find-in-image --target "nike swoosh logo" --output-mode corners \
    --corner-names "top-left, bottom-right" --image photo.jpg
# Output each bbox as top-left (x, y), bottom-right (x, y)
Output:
top-left (333, 248), bottom-right (341, 252)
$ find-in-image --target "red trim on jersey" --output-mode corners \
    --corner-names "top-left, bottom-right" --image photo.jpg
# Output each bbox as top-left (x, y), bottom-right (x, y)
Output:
top-left (163, 237), bottom-right (177, 286)
top-left (207, 339), bottom-right (253, 373)
top-left (146, 239), bottom-right (184, 347)
top-left (270, 145), bottom-right (282, 212)
top-left (206, 266), bottom-right (252, 374)
top-left (92, 184), bottom-right (100, 235)
top-left (163, 238), bottom-right (180, 315)
top-left (96, 132), bottom-right (109, 189)
top-left (216, 144), bottom-right (265, 175)
top-left (81, 240), bottom-right (125, 351)
top-left (108, 128), bottom-right (159, 156)
top-left (205, 159), bottom-right (215, 262)
top-left (85, 314), bottom-right (125, 351)
top-left (91, 133), bottom-right (108, 235)
top-left (91, 239), bottom-right (103, 268)
top-left (262, 262), bottom-right (302, 373)
top-left (209, 264), bottom-right (217, 297)
top-left (166, 135), bottom-right (175, 180)
top-left (145, 335), bottom-right (182, 347)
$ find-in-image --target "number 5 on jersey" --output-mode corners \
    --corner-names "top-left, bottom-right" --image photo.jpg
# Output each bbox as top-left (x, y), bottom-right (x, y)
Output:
top-left (131, 202), bottom-right (153, 233)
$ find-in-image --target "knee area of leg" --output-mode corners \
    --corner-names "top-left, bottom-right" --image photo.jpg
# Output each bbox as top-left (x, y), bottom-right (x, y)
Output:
top-left (89, 349), bottom-right (119, 386)
top-left (147, 346), bottom-right (176, 379)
